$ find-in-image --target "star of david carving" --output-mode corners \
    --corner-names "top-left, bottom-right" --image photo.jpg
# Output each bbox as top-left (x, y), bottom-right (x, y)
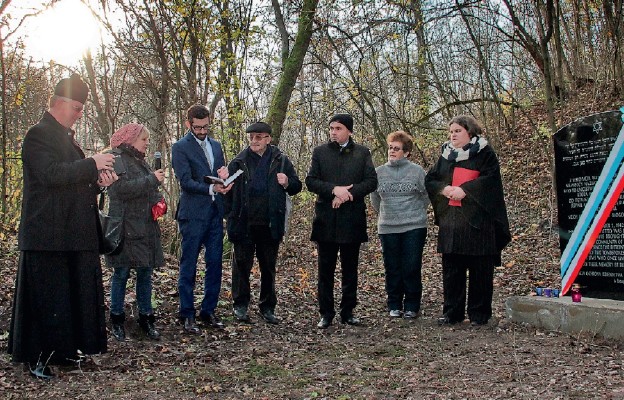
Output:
top-left (593, 121), bottom-right (603, 134)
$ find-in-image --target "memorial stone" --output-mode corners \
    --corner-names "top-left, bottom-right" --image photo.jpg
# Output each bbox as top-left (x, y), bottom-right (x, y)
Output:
top-left (553, 110), bottom-right (624, 299)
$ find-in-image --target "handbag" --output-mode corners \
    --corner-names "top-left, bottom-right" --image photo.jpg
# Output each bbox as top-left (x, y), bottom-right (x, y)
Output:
top-left (98, 191), bottom-right (124, 255)
top-left (151, 197), bottom-right (168, 220)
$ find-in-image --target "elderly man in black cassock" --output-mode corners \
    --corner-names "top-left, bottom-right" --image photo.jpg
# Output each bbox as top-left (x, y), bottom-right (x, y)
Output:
top-left (8, 74), bottom-right (117, 378)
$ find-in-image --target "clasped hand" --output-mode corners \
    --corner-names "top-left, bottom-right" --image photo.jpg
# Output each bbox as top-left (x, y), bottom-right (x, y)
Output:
top-left (332, 184), bottom-right (353, 209)
top-left (93, 152), bottom-right (119, 187)
top-left (442, 185), bottom-right (466, 201)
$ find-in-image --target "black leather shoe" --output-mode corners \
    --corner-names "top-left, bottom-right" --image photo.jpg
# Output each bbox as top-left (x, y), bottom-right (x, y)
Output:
top-left (233, 306), bottom-right (250, 322)
top-left (470, 319), bottom-right (487, 327)
top-left (341, 316), bottom-right (361, 326)
top-left (200, 313), bottom-right (224, 329)
top-left (260, 309), bottom-right (280, 325)
top-left (403, 311), bottom-right (420, 319)
top-left (182, 317), bottom-right (201, 334)
top-left (30, 362), bottom-right (54, 379)
top-left (437, 315), bottom-right (460, 326)
top-left (317, 316), bottom-right (332, 329)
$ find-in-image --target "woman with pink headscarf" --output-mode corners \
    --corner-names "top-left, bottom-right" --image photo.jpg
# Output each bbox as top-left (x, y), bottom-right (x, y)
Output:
top-left (105, 123), bottom-right (166, 341)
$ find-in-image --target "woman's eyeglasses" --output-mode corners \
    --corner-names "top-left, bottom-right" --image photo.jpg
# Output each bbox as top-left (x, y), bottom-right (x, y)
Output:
top-left (388, 145), bottom-right (403, 152)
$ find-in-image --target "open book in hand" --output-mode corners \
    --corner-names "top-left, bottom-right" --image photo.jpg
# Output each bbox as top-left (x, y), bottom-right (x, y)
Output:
top-left (204, 169), bottom-right (243, 187)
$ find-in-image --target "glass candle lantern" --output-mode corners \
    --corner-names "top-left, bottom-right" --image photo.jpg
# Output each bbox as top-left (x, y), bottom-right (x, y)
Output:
top-left (571, 283), bottom-right (582, 303)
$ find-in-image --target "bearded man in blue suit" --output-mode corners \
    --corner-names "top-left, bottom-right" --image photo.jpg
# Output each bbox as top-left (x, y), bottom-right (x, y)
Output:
top-left (172, 104), bottom-right (232, 333)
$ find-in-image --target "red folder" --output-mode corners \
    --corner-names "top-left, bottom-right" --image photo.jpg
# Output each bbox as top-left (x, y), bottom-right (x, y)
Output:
top-left (449, 167), bottom-right (480, 206)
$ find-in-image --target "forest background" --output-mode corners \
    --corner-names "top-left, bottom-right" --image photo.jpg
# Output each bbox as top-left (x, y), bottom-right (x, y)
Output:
top-left (0, 0), bottom-right (624, 398)
top-left (0, 0), bottom-right (621, 237)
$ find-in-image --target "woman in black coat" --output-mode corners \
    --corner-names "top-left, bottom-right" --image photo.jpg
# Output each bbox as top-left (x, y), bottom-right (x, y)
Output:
top-left (425, 116), bottom-right (510, 326)
top-left (105, 124), bottom-right (165, 340)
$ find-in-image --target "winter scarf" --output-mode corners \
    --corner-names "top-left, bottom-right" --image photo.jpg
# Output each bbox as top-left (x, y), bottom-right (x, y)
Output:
top-left (441, 136), bottom-right (488, 162)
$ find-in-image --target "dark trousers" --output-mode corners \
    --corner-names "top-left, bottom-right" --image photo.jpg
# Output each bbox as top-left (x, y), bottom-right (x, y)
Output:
top-left (177, 203), bottom-right (223, 318)
top-left (442, 253), bottom-right (495, 323)
top-left (231, 225), bottom-right (280, 313)
top-left (379, 228), bottom-right (427, 312)
top-left (317, 241), bottom-right (360, 321)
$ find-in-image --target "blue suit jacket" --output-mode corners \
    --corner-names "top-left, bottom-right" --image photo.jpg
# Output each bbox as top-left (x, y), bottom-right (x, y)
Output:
top-left (172, 131), bottom-right (226, 220)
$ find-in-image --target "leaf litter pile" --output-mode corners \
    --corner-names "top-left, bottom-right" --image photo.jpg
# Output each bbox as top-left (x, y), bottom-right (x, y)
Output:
top-left (1, 94), bottom-right (624, 399)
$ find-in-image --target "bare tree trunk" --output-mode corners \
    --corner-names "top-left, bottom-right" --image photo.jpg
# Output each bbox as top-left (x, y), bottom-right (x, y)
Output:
top-left (557, 2), bottom-right (576, 84)
top-left (83, 50), bottom-right (112, 144)
top-left (0, 38), bottom-right (7, 222)
top-left (411, 0), bottom-right (430, 122)
top-left (581, 0), bottom-right (597, 75)
top-left (0, 0), bottom-right (15, 225)
top-left (537, 0), bottom-right (557, 132)
top-left (457, 1), bottom-right (511, 138)
top-left (271, 0), bottom-right (289, 67)
top-left (266, 0), bottom-right (319, 144)
top-left (503, 0), bottom-right (557, 133)
top-left (552, 0), bottom-right (568, 99)
top-left (604, 0), bottom-right (624, 94)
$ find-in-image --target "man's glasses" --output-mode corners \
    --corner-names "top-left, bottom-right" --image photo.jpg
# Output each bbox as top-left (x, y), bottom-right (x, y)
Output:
top-left (249, 134), bottom-right (270, 141)
top-left (192, 125), bottom-right (210, 131)
top-left (388, 145), bottom-right (403, 152)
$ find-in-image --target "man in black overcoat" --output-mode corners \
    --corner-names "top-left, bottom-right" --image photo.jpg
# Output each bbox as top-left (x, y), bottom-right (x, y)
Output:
top-left (305, 114), bottom-right (378, 329)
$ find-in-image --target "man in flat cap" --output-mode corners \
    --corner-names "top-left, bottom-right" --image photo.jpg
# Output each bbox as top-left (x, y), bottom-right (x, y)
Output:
top-left (306, 113), bottom-right (378, 329)
top-left (8, 74), bottom-right (117, 378)
top-left (224, 122), bottom-right (302, 324)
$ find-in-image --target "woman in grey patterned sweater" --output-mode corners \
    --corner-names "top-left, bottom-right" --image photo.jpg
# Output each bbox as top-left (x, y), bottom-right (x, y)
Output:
top-left (371, 131), bottom-right (429, 319)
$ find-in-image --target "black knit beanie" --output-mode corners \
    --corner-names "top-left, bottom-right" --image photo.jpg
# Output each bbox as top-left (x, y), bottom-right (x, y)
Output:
top-left (329, 114), bottom-right (353, 132)
top-left (54, 73), bottom-right (89, 104)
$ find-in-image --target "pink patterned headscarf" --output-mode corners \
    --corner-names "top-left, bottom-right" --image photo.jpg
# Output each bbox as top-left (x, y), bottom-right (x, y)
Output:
top-left (110, 123), bottom-right (145, 148)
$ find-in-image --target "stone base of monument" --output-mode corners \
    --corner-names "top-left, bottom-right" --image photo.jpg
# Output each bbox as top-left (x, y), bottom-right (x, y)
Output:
top-left (506, 296), bottom-right (624, 340)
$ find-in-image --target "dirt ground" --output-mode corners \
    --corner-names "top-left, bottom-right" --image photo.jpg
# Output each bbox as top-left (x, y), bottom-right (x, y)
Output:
top-left (1, 205), bottom-right (624, 399)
